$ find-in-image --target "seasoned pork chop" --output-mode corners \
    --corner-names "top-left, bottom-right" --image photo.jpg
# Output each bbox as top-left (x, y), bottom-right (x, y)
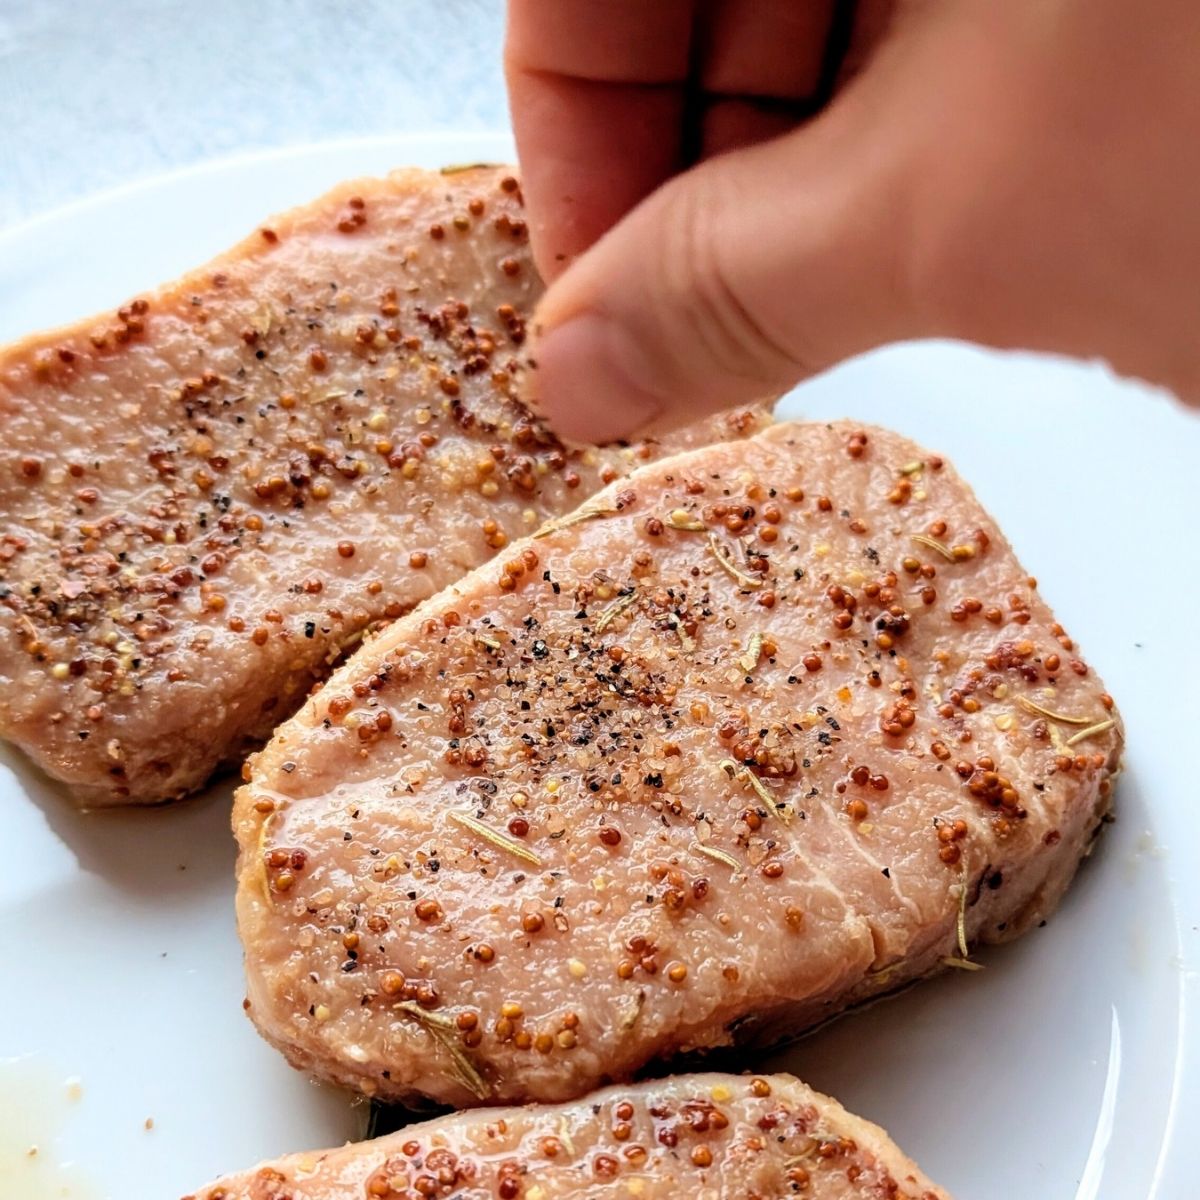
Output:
top-left (0, 166), bottom-right (764, 807)
top-left (237, 421), bottom-right (1121, 1106)
top-left (184, 1072), bottom-right (948, 1200)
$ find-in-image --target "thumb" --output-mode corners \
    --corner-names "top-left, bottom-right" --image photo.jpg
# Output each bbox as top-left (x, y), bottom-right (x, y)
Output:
top-left (522, 116), bottom-right (921, 443)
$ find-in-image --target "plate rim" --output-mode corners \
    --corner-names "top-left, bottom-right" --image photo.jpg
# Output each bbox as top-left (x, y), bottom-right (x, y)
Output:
top-left (0, 131), bottom-right (1196, 1200)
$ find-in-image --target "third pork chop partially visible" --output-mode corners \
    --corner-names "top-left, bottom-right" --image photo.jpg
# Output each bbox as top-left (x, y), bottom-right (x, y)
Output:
top-left (237, 420), bottom-right (1121, 1107)
top-left (0, 165), bottom-right (764, 807)
top-left (183, 1072), bottom-right (949, 1200)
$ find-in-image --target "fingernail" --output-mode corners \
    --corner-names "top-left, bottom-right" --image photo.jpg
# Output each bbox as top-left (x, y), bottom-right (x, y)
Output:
top-left (524, 312), bottom-right (664, 444)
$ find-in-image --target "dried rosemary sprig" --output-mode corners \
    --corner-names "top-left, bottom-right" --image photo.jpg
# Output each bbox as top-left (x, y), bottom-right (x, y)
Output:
top-left (1016, 695), bottom-right (1092, 725)
top-left (865, 961), bottom-right (903, 987)
top-left (694, 842), bottom-right (742, 871)
top-left (533, 503), bottom-right (620, 539)
top-left (945, 862), bottom-right (983, 971)
top-left (908, 533), bottom-right (957, 562)
top-left (256, 809), bottom-right (277, 908)
top-left (1065, 718), bottom-right (1116, 747)
top-left (738, 631), bottom-right (764, 674)
top-left (719, 759), bottom-right (791, 823)
top-left (940, 955), bottom-right (985, 972)
top-left (911, 533), bottom-right (975, 562)
top-left (449, 810), bottom-right (544, 866)
top-left (708, 533), bottom-right (763, 590)
top-left (439, 161), bottom-right (501, 175)
top-left (956, 866), bottom-right (970, 960)
top-left (594, 589), bottom-right (638, 635)
top-left (395, 1001), bottom-right (490, 1099)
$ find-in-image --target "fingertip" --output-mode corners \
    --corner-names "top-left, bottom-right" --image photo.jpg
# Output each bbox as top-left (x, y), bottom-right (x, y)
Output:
top-left (521, 312), bottom-right (667, 444)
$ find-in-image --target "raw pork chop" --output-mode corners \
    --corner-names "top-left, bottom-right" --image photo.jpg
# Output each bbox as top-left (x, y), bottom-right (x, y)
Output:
top-left (183, 1072), bottom-right (948, 1200)
top-left (0, 166), bottom-right (763, 806)
top-left (236, 421), bottom-right (1121, 1106)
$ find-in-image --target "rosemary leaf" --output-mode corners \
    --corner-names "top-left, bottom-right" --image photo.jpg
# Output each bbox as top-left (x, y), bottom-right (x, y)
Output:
top-left (707, 533), bottom-right (763, 590)
top-left (1016, 695), bottom-right (1092, 725)
top-left (1065, 718), bottom-right (1116, 747)
top-left (940, 956), bottom-right (986, 972)
top-left (395, 1001), bottom-right (490, 1099)
top-left (533, 504), bottom-right (619, 539)
top-left (694, 842), bottom-right (742, 871)
top-left (594, 589), bottom-right (638, 635)
top-left (719, 759), bottom-right (789, 823)
top-left (449, 810), bottom-right (544, 866)
top-left (908, 533), bottom-right (957, 562)
top-left (439, 161), bottom-right (501, 175)
top-left (256, 809), bottom-right (278, 909)
top-left (956, 865), bottom-right (970, 960)
top-left (738, 631), bottom-right (764, 674)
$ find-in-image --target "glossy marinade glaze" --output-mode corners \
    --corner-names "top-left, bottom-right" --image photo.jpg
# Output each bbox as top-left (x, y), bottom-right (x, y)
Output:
top-left (0, 166), bottom-right (763, 806)
top-left (237, 420), bottom-right (1121, 1106)
top-left (184, 1072), bottom-right (948, 1200)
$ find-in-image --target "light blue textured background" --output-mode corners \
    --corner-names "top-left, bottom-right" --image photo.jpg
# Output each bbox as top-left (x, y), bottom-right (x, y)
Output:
top-left (0, 0), bottom-right (508, 229)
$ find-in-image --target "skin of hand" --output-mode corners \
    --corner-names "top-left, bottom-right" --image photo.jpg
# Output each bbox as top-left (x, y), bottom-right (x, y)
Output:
top-left (505, 0), bottom-right (1200, 443)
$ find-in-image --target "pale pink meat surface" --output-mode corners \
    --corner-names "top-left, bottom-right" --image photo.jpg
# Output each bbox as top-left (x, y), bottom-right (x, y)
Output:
top-left (0, 166), bottom-right (764, 807)
top-left (184, 1072), bottom-right (948, 1200)
top-left (237, 421), bottom-right (1121, 1106)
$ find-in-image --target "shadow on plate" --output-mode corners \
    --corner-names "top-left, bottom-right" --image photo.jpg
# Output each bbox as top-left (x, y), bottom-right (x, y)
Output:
top-left (1, 742), bottom-right (239, 901)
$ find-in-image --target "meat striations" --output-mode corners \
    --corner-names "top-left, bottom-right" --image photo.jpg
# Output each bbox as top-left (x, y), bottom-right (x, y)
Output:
top-left (0, 166), bottom-right (763, 806)
top-left (183, 1072), bottom-right (949, 1200)
top-left (236, 420), bottom-right (1121, 1106)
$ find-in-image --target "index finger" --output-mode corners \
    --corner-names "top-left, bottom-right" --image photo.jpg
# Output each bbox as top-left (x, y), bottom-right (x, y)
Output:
top-left (504, 0), bottom-right (696, 279)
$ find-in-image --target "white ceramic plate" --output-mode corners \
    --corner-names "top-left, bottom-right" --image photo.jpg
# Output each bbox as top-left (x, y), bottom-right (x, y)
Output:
top-left (1, 133), bottom-right (1196, 1200)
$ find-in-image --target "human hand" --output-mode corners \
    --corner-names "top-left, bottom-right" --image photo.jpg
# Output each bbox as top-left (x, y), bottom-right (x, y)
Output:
top-left (506, 0), bottom-right (1200, 442)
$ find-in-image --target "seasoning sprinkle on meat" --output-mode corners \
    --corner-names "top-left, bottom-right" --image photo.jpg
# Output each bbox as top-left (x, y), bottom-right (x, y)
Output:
top-left (183, 1072), bottom-right (950, 1200)
top-left (236, 420), bottom-right (1121, 1108)
top-left (0, 166), bottom-right (768, 807)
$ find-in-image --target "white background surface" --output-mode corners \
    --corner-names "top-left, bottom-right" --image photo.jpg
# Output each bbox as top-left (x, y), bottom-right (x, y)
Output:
top-left (0, 1), bottom-right (506, 228)
top-left (0, 9), bottom-right (1198, 1200)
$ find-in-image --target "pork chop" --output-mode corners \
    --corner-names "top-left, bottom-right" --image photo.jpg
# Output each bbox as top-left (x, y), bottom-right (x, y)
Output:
top-left (236, 420), bottom-right (1121, 1106)
top-left (183, 1072), bottom-right (948, 1200)
top-left (0, 165), bottom-right (764, 807)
